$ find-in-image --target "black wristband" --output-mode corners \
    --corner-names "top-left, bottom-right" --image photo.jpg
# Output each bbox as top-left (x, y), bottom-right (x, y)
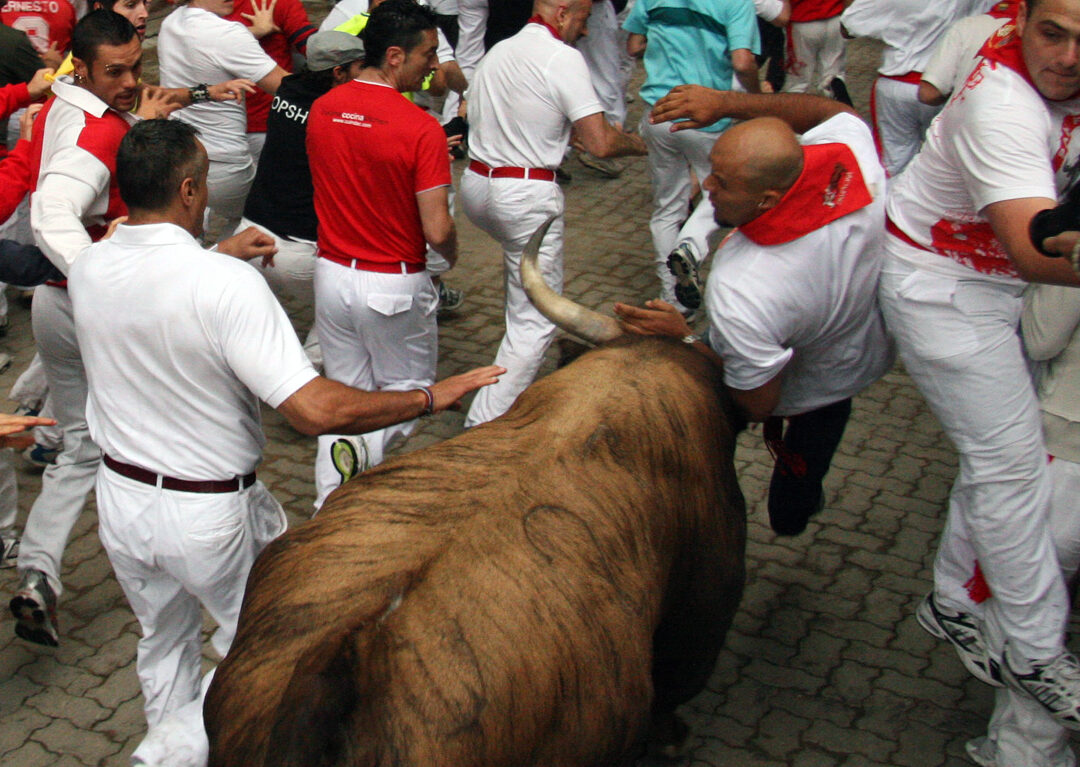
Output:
top-left (1030, 185), bottom-right (1080, 256)
top-left (189, 83), bottom-right (211, 104)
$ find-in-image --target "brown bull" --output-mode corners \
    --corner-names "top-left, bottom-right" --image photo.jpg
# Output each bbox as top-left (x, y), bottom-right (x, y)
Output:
top-left (205, 223), bottom-right (747, 767)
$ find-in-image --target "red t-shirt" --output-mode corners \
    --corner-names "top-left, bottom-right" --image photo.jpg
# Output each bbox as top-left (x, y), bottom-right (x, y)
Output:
top-left (2, 0), bottom-right (76, 55)
top-left (226, 0), bottom-right (315, 133)
top-left (790, 0), bottom-right (843, 23)
top-left (307, 80), bottom-right (451, 266)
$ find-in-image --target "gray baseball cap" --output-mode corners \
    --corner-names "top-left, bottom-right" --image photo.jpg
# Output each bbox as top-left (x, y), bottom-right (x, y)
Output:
top-left (306, 31), bottom-right (365, 72)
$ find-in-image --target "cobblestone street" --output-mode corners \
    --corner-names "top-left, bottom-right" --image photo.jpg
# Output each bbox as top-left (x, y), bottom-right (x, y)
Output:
top-left (2, 6), bottom-right (1074, 766)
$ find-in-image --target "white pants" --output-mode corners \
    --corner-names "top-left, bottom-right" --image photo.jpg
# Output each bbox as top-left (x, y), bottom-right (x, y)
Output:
top-left (461, 170), bottom-right (564, 427)
top-left (577, 0), bottom-right (630, 126)
top-left (0, 452), bottom-right (17, 538)
top-left (784, 16), bottom-right (847, 97)
top-left (877, 253), bottom-right (1068, 661)
top-left (237, 217), bottom-right (321, 369)
top-left (871, 76), bottom-right (941, 177)
top-left (97, 468), bottom-right (285, 761)
top-left (313, 259), bottom-right (438, 508)
top-left (638, 113), bottom-right (720, 305)
top-left (18, 286), bottom-right (101, 596)
top-left (205, 158), bottom-right (255, 244)
top-left (442, 0), bottom-right (488, 123)
top-left (246, 132), bottom-right (266, 166)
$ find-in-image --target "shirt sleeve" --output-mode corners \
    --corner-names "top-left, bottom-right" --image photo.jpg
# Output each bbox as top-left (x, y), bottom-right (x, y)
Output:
top-left (622, 0), bottom-right (647, 36)
top-left (216, 22), bottom-right (279, 83)
top-left (278, 0), bottom-right (317, 54)
top-left (754, 0), bottom-right (785, 24)
top-left (214, 264), bottom-right (318, 408)
top-left (951, 80), bottom-right (1057, 211)
top-left (0, 138), bottom-right (31, 222)
top-left (920, 21), bottom-right (966, 94)
top-left (413, 117), bottom-right (452, 193)
top-left (725, 0), bottom-right (763, 54)
top-left (550, 47), bottom-right (603, 124)
top-left (0, 82), bottom-right (31, 123)
top-left (709, 296), bottom-right (794, 392)
top-left (30, 141), bottom-right (109, 274)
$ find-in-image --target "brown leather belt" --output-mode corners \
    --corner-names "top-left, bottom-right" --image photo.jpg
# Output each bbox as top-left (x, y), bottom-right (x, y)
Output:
top-left (103, 455), bottom-right (256, 494)
top-left (468, 159), bottom-right (556, 182)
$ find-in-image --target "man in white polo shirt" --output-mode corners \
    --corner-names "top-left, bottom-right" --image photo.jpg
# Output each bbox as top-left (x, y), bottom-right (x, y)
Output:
top-left (158, 0), bottom-right (288, 239)
top-left (69, 119), bottom-right (501, 765)
top-left (462, 0), bottom-right (646, 427)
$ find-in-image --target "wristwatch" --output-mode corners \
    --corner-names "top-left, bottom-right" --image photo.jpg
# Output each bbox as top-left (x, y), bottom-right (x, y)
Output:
top-left (188, 83), bottom-right (211, 104)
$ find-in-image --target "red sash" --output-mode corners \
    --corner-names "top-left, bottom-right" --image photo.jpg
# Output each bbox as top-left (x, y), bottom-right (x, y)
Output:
top-left (978, 22), bottom-right (1080, 101)
top-left (738, 143), bottom-right (873, 246)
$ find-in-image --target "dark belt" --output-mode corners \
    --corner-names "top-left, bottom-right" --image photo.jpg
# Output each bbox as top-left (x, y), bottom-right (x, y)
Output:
top-left (468, 159), bottom-right (556, 182)
top-left (317, 250), bottom-right (426, 274)
top-left (103, 455), bottom-right (256, 494)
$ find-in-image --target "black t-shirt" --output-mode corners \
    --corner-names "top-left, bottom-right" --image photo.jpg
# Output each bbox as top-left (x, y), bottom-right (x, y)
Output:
top-left (0, 23), bottom-right (44, 89)
top-left (243, 73), bottom-right (331, 242)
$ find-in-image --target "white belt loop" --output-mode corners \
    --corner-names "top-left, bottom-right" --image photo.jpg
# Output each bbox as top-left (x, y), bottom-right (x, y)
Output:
top-left (155, 473), bottom-right (163, 489)
top-left (399, 261), bottom-right (407, 274)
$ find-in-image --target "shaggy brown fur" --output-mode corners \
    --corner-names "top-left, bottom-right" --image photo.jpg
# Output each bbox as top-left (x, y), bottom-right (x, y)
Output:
top-left (205, 336), bottom-right (747, 767)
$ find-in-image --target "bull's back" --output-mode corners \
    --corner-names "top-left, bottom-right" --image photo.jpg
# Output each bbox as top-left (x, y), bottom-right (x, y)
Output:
top-left (207, 338), bottom-right (746, 767)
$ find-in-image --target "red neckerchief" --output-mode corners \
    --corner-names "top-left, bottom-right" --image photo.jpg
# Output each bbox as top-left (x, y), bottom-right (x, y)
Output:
top-left (527, 14), bottom-right (563, 41)
top-left (988, 0), bottom-right (1019, 19)
top-left (738, 143), bottom-right (873, 246)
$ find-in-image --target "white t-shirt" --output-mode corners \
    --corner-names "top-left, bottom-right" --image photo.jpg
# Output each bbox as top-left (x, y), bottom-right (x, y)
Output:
top-left (886, 39), bottom-right (1080, 284)
top-left (920, 13), bottom-right (1005, 96)
top-left (466, 22), bottom-right (602, 169)
top-left (70, 223), bottom-right (318, 480)
top-left (706, 113), bottom-right (892, 416)
top-left (840, 0), bottom-right (987, 75)
top-left (158, 5), bottom-right (277, 161)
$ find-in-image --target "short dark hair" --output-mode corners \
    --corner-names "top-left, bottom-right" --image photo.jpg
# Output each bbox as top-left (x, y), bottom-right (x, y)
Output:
top-left (117, 120), bottom-right (205, 212)
top-left (71, 9), bottom-right (138, 67)
top-left (362, 0), bottom-right (437, 68)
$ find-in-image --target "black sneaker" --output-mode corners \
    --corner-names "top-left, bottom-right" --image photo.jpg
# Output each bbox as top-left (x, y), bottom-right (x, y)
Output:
top-left (11, 568), bottom-right (59, 647)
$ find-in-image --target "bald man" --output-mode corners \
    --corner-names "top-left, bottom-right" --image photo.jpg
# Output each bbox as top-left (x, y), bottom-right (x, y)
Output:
top-left (615, 88), bottom-right (892, 536)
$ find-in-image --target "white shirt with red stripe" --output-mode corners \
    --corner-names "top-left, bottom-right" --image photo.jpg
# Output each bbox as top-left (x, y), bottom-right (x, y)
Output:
top-left (28, 76), bottom-right (136, 275)
top-left (886, 22), bottom-right (1080, 285)
top-left (840, 0), bottom-right (989, 77)
top-left (466, 21), bottom-right (602, 170)
top-left (705, 113), bottom-right (891, 416)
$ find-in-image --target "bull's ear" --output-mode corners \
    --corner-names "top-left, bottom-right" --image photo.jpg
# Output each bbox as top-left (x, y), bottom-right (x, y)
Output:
top-left (262, 625), bottom-right (361, 767)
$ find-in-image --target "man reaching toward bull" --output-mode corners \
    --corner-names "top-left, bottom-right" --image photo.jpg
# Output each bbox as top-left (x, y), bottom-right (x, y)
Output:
top-left (68, 118), bottom-right (502, 765)
top-left (614, 88), bottom-right (893, 538)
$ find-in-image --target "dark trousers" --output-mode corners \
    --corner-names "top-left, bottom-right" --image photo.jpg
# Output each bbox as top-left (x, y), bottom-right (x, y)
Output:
top-left (764, 398), bottom-right (852, 535)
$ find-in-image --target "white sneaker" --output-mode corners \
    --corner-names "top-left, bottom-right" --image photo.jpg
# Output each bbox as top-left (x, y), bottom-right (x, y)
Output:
top-left (915, 592), bottom-right (1002, 687)
top-left (1001, 646), bottom-right (1080, 731)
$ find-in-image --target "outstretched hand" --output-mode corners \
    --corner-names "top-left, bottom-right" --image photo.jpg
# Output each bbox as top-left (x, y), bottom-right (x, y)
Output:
top-left (242, 0), bottom-right (281, 39)
top-left (613, 299), bottom-right (693, 338)
top-left (0, 413), bottom-right (57, 449)
top-left (429, 365), bottom-right (505, 412)
top-left (650, 84), bottom-right (729, 132)
top-left (209, 79), bottom-right (257, 103)
top-left (136, 85), bottom-right (186, 120)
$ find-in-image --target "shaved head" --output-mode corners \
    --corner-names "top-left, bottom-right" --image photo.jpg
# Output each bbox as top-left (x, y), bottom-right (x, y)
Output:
top-left (703, 117), bottom-right (804, 228)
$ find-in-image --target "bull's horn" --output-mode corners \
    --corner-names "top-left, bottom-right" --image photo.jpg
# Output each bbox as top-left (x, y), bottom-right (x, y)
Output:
top-left (520, 215), bottom-right (622, 345)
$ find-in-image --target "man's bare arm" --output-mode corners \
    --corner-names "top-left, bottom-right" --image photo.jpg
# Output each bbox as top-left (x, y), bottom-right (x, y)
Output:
top-left (571, 112), bottom-right (647, 159)
top-left (731, 49), bottom-right (761, 94)
top-left (984, 197), bottom-right (1080, 286)
top-left (651, 85), bottom-right (857, 133)
top-left (276, 367), bottom-right (504, 435)
top-left (417, 186), bottom-right (457, 266)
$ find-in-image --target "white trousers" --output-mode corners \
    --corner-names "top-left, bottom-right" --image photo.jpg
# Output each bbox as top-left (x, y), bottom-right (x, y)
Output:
top-left (577, 0), bottom-right (629, 126)
top-left (784, 16), bottom-right (847, 97)
top-left (877, 253), bottom-right (1068, 661)
top-left (442, 0), bottom-right (488, 123)
top-left (638, 113), bottom-right (720, 305)
top-left (313, 259), bottom-right (438, 508)
top-left (205, 158), bottom-right (255, 244)
top-left (18, 286), bottom-right (101, 595)
top-left (871, 76), bottom-right (941, 178)
top-left (0, 452), bottom-right (17, 538)
top-left (964, 455), bottom-right (1080, 767)
top-left (97, 469), bottom-right (285, 762)
top-left (237, 217), bottom-right (321, 369)
top-left (461, 170), bottom-right (564, 427)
